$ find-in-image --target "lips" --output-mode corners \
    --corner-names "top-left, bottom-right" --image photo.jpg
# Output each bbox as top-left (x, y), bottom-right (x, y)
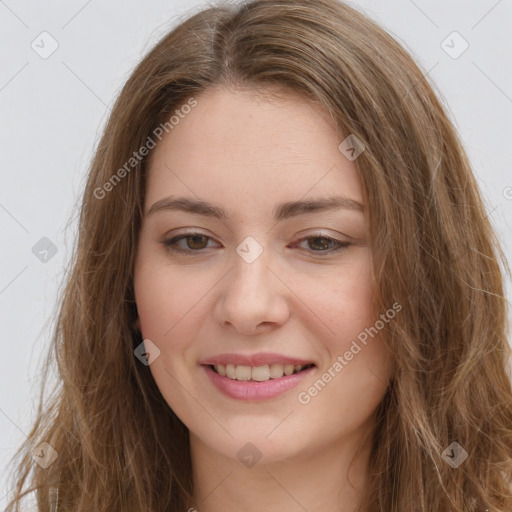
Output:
top-left (199, 352), bottom-right (316, 399)
top-left (203, 364), bottom-right (315, 400)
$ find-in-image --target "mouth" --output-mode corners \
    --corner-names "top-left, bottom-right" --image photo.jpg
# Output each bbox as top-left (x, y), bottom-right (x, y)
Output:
top-left (202, 362), bottom-right (316, 401)
top-left (209, 363), bottom-right (315, 382)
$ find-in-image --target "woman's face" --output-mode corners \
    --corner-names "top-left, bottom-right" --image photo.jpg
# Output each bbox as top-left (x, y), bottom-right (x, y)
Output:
top-left (134, 86), bottom-right (393, 465)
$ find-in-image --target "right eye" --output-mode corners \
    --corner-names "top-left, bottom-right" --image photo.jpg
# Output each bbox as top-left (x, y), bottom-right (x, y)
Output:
top-left (161, 233), bottom-right (220, 254)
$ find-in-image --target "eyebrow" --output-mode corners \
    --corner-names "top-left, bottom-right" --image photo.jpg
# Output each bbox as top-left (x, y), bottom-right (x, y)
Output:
top-left (146, 195), bottom-right (364, 221)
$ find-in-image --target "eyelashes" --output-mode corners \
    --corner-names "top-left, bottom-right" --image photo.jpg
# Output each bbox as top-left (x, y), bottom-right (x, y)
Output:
top-left (161, 232), bottom-right (352, 256)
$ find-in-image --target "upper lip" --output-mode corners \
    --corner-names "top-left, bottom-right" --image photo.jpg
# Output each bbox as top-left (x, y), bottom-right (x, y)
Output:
top-left (200, 352), bottom-right (315, 367)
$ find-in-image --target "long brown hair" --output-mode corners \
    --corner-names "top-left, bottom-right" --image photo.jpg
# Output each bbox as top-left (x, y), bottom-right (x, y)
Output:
top-left (5, 0), bottom-right (512, 510)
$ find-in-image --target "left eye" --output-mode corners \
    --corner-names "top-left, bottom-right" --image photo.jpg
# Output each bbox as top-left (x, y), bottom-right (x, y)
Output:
top-left (293, 235), bottom-right (351, 253)
top-left (162, 233), bottom-right (351, 255)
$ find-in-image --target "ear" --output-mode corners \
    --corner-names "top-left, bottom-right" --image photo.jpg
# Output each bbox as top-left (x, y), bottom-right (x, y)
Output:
top-left (134, 316), bottom-right (141, 331)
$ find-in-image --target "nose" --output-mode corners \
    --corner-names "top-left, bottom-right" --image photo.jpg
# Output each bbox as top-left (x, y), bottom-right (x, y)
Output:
top-left (214, 246), bottom-right (290, 336)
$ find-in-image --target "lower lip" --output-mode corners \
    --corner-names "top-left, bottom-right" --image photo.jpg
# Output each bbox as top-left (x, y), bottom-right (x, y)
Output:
top-left (202, 365), bottom-right (315, 401)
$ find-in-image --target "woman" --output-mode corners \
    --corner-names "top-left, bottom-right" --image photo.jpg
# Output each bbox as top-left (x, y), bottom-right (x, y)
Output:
top-left (5, 0), bottom-right (512, 510)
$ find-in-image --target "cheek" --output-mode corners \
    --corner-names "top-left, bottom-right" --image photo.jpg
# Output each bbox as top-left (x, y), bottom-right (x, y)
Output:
top-left (300, 254), bottom-right (376, 354)
top-left (133, 246), bottom-right (200, 350)
top-left (295, 263), bottom-right (390, 429)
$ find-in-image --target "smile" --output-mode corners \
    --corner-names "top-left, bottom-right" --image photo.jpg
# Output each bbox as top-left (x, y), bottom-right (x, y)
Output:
top-left (202, 363), bottom-right (315, 401)
top-left (211, 363), bottom-right (314, 381)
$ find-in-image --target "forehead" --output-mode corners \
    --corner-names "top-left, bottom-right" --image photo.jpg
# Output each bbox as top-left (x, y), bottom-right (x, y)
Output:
top-left (144, 86), bottom-right (363, 219)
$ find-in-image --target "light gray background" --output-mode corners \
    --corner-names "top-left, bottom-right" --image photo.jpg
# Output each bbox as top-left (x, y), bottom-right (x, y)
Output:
top-left (1, 0), bottom-right (511, 504)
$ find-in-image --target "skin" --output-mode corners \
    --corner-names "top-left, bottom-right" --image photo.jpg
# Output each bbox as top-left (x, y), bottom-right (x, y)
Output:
top-left (133, 85), bottom-right (394, 512)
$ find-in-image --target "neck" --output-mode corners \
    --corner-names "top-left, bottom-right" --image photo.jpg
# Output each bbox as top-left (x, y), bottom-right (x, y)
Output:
top-left (188, 423), bottom-right (374, 512)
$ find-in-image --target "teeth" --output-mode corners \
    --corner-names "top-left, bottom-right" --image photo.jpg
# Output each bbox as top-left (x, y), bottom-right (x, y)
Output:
top-left (235, 365), bottom-right (251, 381)
top-left (226, 364), bottom-right (236, 379)
top-left (252, 365), bottom-right (270, 381)
top-left (269, 364), bottom-right (284, 378)
top-left (213, 363), bottom-right (309, 381)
